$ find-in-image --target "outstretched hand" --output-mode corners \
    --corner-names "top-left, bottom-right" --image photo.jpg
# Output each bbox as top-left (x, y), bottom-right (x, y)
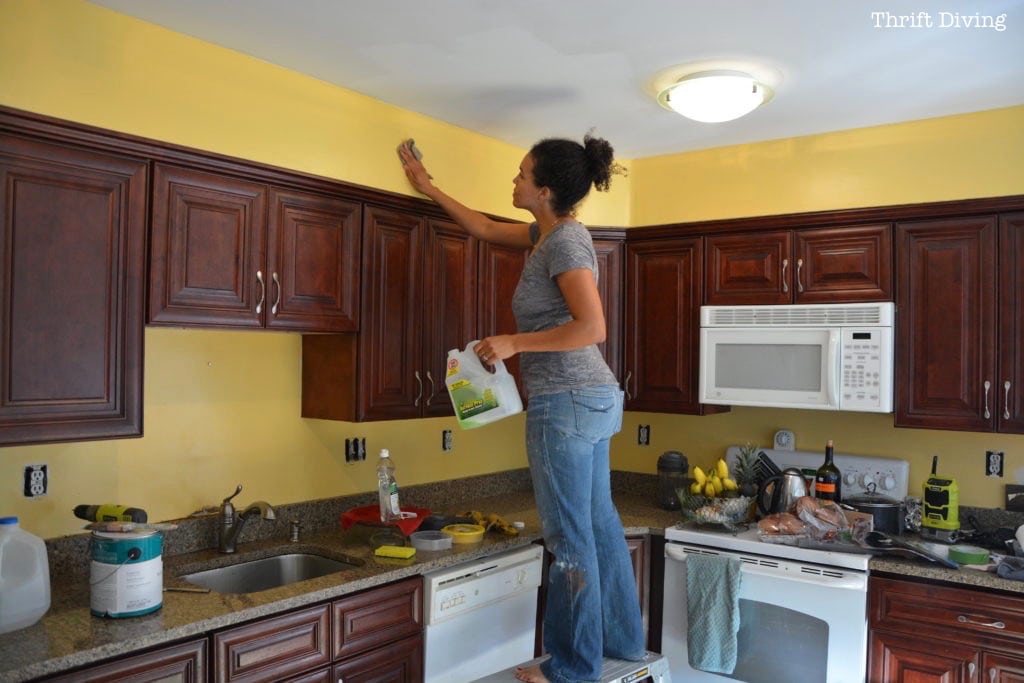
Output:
top-left (397, 140), bottom-right (435, 195)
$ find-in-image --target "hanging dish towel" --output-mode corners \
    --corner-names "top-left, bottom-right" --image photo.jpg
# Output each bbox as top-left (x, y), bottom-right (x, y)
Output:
top-left (686, 553), bottom-right (743, 673)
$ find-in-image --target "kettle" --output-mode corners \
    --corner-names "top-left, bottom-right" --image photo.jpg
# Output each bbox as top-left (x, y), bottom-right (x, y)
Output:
top-left (756, 468), bottom-right (808, 516)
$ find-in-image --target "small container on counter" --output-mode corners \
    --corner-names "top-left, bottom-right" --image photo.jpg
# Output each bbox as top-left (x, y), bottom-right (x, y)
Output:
top-left (657, 451), bottom-right (689, 510)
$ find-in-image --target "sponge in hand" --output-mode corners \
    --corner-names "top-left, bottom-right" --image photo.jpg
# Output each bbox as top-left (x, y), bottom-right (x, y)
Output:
top-left (374, 545), bottom-right (416, 559)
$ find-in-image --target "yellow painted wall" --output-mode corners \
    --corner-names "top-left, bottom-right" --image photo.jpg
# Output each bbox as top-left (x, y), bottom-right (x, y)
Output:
top-left (1, 0), bottom-right (1022, 539)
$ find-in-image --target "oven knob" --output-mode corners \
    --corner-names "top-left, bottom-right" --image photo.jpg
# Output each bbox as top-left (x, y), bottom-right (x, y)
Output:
top-left (860, 473), bottom-right (876, 489)
top-left (844, 472), bottom-right (857, 486)
top-left (881, 475), bottom-right (897, 491)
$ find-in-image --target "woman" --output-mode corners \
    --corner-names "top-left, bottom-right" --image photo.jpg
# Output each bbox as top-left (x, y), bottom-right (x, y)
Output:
top-left (398, 135), bottom-right (645, 683)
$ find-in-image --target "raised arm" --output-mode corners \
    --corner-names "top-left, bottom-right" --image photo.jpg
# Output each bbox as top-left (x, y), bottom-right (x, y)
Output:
top-left (398, 140), bottom-right (532, 249)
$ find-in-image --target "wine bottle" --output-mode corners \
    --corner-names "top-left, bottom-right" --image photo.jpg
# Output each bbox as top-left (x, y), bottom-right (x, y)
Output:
top-left (815, 439), bottom-right (842, 502)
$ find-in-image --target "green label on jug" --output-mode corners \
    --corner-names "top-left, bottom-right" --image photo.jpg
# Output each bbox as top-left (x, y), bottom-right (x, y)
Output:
top-left (452, 385), bottom-right (500, 419)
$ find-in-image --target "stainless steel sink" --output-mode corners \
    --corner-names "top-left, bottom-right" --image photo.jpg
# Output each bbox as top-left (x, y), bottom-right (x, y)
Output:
top-left (180, 553), bottom-right (359, 594)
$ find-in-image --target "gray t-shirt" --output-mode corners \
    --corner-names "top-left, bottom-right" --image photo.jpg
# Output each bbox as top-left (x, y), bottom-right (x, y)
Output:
top-left (511, 221), bottom-right (617, 398)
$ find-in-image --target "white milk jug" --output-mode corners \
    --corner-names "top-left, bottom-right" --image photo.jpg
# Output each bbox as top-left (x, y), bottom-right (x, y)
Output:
top-left (446, 341), bottom-right (523, 429)
top-left (0, 517), bottom-right (51, 634)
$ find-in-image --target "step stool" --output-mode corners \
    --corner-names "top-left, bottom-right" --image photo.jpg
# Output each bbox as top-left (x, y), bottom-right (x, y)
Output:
top-left (473, 651), bottom-right (671, 683)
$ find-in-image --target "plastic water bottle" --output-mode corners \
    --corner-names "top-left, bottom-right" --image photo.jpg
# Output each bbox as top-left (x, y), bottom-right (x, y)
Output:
top-left (0, 517), bottom-right (51, 634)
top-left (377, 449), bottom-right (401, 523)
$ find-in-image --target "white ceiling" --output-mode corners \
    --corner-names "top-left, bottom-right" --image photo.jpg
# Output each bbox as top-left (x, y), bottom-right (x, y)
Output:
top-left (89, 0), bottom-right (1024, 159)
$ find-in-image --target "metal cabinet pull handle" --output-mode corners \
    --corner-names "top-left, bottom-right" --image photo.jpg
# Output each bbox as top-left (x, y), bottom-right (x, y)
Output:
top-left (984, 380), bottom-right (992, 419)
top-left (781, 258), bottom-right (789, 293)
top-left (271, 272), bottom-right (281, 316)
top-left (425, 371), bottom-right (435, 406)
top-left (957, 614), bottom-right (1005, 629)
top-left (623, 370), bottom-right (633, 400)
top-left (414, 370), bottom-right (423, 407)
top-left (989, 667), bottom-right (996, 682)
top-left (796, 258), bottom-right (804, 293)
top-left (968, 663), bottom-right (976, 676)
top-left (255, 270), bottom-right (265, 315)
top-left (1005, 380), bottom-right (1012, 420)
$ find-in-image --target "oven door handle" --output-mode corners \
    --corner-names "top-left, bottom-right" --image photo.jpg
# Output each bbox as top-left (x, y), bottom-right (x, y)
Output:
top-left (666, 545), bottom-right (866, 591)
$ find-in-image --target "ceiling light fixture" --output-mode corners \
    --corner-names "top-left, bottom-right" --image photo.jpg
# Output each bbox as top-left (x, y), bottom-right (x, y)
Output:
top-left (657, 69), bottom-right (773, 123)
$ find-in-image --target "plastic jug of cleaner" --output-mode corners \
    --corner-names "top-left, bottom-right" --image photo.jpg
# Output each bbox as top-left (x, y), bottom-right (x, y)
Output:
top-left (0, 517), bottom-right (51, 634)
top-left (445, 341), bottom-right (523, 429)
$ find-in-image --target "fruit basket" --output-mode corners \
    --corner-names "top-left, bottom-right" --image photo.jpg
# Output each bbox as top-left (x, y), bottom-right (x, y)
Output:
top-left (676, 492), bottom-right (755, 530)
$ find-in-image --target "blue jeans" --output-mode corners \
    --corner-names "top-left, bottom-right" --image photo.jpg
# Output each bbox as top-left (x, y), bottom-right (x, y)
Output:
top-left (526, 386), bottom-right (646, 683)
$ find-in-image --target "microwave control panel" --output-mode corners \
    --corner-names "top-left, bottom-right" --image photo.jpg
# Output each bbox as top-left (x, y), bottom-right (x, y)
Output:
top-left (839, 327), bottom-right (893, 412)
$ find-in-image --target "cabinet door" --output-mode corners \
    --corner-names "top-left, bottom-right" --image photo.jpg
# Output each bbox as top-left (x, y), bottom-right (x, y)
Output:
top-left (47, 638), bottom-right (207, 683)
top-left (795, 224), bottom-right (892, 303)
top-left (478, 242), bottom-right (529, 391)
top-left (359, 206), bottom-right (423, 420)
top-left (150, 164), bottom-right (267, 327)
top-left (999, 213), bottom-right (1024, 434)
top-left (895, 217), bottom-right (997, 430)
top-left (332, 576), bottom-right (422, 661)
top-left (213, 604), bottom-right (331, 683)
top-left (983, 652), bottom-right (1024, 683)
top-left (332, 633), bottom-right (423, 683)
top-left (422, 219), bottom-right (477, 417)
top-left (266, 188), bottom-right (361, 332)
top-left (869, 628), bottom-right (979, 683)
top-left (0, 135), bottom-right (146, 445)
top-left (594, 238), bottom-right (624, 383)
top-left (705, 231), bottom-right (791, 305)
top-left (624, 238), bottom-right (705, 413)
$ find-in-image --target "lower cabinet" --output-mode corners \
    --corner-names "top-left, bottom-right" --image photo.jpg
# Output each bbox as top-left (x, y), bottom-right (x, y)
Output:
top-left (45, 577), bottom-right (422, 683)
top-left (868, 575), bottom-right (1024, 683)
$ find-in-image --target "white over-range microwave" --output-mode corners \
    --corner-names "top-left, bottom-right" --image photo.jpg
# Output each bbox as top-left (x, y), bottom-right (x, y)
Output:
top-left (699, 302), bottom-right (895, 413)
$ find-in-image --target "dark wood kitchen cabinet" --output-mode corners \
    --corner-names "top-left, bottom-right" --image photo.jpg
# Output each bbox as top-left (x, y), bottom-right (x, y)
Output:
top-left (303, 206), bottom-right (476, 421)
top-left (624, 237), bottom-right (724, 414)
top-left (150, 163), bottom-right (361, 332)
top-left (705, 224), bottom-right (892, 305)
top-left (894, 214), bottom-right (1023, 433)
top-left (46, 638), bottom-right (208, 682)
top-left (868, 575), bottom-right (1024, 683)
top-left (0, 132), bottom-right (147, 445)
top-left (478, 240), bottom-right (530, 392)
top-left (594, 237), bottom-right (625, 383)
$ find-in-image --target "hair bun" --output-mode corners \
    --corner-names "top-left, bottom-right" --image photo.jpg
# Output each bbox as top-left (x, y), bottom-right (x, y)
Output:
top-left (583, 133), bottom-right (621, 191)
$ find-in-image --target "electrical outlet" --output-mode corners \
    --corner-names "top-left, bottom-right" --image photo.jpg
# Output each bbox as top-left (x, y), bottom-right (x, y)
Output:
top-left (986, 450), bottom-right (1004, 477)
top-left (638, 424), bottom-right (650, 446)
top-left (442, 429), bottom-right (453, 452)
top-left (23, 464), bottom-right (47, 497)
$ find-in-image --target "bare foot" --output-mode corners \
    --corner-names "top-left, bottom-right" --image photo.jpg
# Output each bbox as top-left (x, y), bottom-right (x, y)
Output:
top-left (514, 663), bottom-right (550, 683)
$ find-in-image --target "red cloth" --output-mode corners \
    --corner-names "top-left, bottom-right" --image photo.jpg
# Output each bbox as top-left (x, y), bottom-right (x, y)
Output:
top-left (339, 505), bottom-right (431, 536)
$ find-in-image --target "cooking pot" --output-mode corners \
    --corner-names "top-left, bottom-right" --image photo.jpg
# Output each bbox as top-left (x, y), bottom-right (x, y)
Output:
top-left (756, 468), bottom-right (808, 516)
top-left (843, 486), bottom-right (904, 534)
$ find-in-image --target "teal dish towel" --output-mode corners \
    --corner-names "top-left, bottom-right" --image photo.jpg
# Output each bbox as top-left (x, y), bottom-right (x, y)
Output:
top-left (686, 553), bottom-right (743, 674)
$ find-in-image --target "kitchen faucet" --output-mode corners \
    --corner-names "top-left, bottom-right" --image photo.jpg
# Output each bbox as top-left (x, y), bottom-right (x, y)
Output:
top-left (219, 484), bottom-right (276, 553)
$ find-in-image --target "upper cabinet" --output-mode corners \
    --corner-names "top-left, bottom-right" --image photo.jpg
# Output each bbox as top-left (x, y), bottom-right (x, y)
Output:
top-left (150, 164), bottom-right (360, 332)
top-left (624, 237), bottom-right (724, 415)
top-left (0, 133), bottom-right (147, 445)
top-left (705, 224), bottom-right (892, 305)
top-left (593, 238), bottom-right (624, 383)
top-left (478, 241), bottom-right (530, 393)
top-left (895, 215), bottom-right (1023, 433)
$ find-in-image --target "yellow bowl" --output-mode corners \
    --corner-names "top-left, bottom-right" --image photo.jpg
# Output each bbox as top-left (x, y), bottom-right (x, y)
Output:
top-left (441, 523), bottom-right (485, 544)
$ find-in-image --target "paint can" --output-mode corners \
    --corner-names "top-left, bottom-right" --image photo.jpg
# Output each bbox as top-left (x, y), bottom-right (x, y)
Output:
top-left (89, 530), bottom-right (163, 618)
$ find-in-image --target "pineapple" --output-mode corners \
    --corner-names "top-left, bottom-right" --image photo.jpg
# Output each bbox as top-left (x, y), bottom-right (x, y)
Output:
top-left (733, 442), bottom-right (760, 497)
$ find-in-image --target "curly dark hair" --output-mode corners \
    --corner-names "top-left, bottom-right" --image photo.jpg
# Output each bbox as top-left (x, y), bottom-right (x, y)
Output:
top-left (529, 132), bottom-right (625, 215)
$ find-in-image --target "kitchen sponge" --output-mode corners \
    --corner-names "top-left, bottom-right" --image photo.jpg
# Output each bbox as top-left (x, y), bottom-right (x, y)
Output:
top-left (374, 545), bottom-right (416, 559)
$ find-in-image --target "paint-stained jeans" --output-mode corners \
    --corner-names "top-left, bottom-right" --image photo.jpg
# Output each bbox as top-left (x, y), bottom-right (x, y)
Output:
top-left (526, 386), bottom-right (645, 683)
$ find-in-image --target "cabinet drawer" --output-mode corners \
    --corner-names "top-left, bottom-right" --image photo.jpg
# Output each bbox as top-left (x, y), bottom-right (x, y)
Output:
top-left (332, 577), bottom-right (423, 660)
top-left (332, 633), bottom-right (423, 683)
top-left (47, 638), bottom-right (207, 682)
top-left (214, 603), bottom-right (331, 683)
top-left (871, 577), bottom-right (1024, 646)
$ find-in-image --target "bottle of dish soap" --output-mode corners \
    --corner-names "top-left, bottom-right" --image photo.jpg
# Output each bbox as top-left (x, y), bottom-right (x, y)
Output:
top-left (376, 449), bottom-right (401, 523)
top-left (0, 517), bottom-right (51, 634)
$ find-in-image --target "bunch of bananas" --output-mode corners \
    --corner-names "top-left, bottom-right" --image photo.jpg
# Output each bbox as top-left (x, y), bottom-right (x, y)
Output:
top-left (689, 458), bottom-right (739, 498)
top-left (459, 510), bottom-right (520, 535)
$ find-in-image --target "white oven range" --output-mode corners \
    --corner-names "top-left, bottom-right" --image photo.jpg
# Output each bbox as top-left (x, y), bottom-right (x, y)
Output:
top-left (661, 449), bottom-right (909, 683)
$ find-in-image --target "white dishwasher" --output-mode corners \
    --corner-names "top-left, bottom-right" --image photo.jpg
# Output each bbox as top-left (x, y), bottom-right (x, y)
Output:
top-left (423, 544), bottom-right (544, 683)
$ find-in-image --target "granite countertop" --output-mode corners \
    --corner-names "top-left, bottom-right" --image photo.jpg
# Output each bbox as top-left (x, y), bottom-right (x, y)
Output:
top-left (2, 471), bottom-right (1023, 682)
